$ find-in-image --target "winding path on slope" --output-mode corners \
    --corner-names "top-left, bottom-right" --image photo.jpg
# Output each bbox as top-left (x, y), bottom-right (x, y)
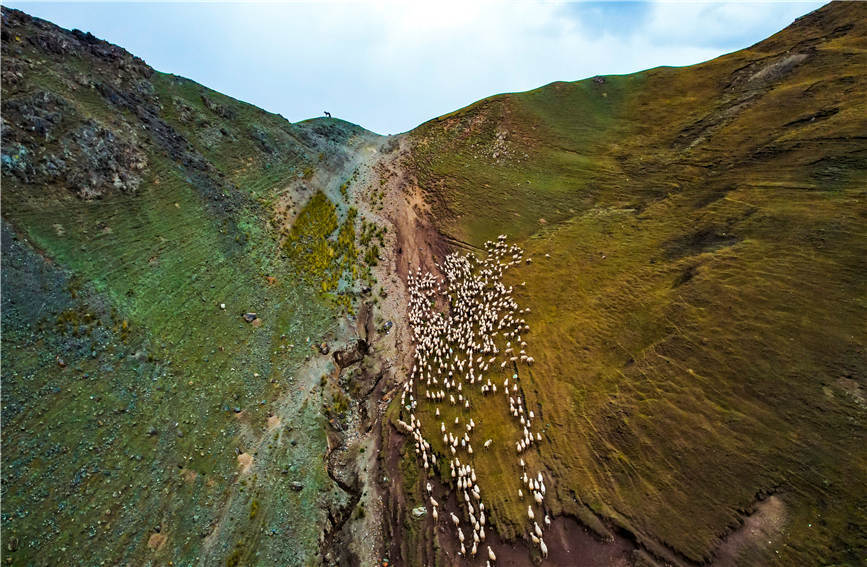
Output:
top-left (197, 125), bottom-right (394, 566)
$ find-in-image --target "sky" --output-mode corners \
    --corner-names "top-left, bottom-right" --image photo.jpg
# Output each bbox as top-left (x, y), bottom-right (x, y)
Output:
top-left (5, 1), bottom-right (825, 134)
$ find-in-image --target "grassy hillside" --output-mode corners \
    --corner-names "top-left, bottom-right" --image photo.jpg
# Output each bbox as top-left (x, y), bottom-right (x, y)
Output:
top-left (1, 8), bottom-right (380, 566)
top-left (406, 2), bottom-right (866, 564)
top-left (3, 3), bottom-right (865, 567)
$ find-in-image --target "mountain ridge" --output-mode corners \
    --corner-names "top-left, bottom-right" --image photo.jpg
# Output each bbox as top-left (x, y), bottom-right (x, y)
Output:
top-left (2, 3), bottom-right (865, 566)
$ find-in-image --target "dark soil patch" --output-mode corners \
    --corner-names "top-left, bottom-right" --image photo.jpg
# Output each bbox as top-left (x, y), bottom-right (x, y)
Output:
top-left (663, 228), bottom-right (739, 260)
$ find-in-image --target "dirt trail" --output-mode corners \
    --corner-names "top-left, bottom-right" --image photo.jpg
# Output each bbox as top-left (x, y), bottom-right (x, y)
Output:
top-left (258, 130), bottom-right (416, 566)
top-left (198, 329), bottom-right (343, 565)
top-left (348, 136), bottom-right (456, 566)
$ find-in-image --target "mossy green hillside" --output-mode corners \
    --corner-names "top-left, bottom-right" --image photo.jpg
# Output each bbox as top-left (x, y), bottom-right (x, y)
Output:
top-left (1, 8), bottom-right (371, 566)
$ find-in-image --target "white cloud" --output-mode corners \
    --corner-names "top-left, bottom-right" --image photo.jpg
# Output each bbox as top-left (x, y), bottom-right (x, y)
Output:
top-left (6, 1), bottom-right (825, 134)
top-left (644, 1), bottom-right (823, 48)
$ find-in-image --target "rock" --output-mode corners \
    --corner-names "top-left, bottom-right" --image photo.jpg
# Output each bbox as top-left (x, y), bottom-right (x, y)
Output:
top-left (2, 91), bottom-right (69, 143)
top-left (318, 342), bottom-right (330, 355)
top-left (62, 119), bottom-right (148, 199)
top-left (219, 303), bottom-right (225, 310)
top-left (333, 339), bottom-right (368, 368)
top-left (249, 126), bottom-right (275, 154)
top-left (171, 96), bottom-right (197, 123)
top-left (200, 94), bottom-right (236, 120)
top-left (242, 313), bottom-right (257, 323)
top-left (291, 482), bottom-right (304, 492)
top-left (411, 506), bottom-right (427, 519)
top-left (1, 143), bottom-right (33, 181)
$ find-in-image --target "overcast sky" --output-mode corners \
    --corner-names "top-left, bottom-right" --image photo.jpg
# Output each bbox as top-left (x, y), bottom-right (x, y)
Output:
top-left (7, 1), bottom-right (824, 134)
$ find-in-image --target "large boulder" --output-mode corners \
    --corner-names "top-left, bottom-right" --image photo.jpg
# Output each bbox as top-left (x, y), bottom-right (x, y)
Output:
top-left (332, 339), bottom-right (368, 369)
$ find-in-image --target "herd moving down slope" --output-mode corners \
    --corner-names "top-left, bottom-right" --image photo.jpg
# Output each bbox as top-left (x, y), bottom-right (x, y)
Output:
top-left (2, 3), bottom-right (866, 567)
top-left (401, 237), bottom-right (551, 562)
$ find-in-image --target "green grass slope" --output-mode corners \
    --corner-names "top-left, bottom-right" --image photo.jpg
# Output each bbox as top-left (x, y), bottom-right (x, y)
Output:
top-left (1, 7), bottom-right (377, 566)
top-left (407, 2), bottom-right (866, 564)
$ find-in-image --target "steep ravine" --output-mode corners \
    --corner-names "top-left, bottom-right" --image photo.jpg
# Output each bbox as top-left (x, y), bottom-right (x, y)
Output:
top-left (2, 3), bottom-right (864, 566)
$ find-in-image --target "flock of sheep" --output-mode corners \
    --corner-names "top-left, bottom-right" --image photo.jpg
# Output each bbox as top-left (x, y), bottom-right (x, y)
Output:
top-left (396, 236), bottom-right (550, 563)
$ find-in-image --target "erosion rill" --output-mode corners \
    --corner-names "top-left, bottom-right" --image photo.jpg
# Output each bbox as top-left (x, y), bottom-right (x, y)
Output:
top-left (2, 2), bottom-right (866, 567)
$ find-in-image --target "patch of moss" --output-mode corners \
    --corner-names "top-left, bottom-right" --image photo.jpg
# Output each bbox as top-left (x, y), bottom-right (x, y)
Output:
top-left (282, 194), bottom-right (361, 312)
